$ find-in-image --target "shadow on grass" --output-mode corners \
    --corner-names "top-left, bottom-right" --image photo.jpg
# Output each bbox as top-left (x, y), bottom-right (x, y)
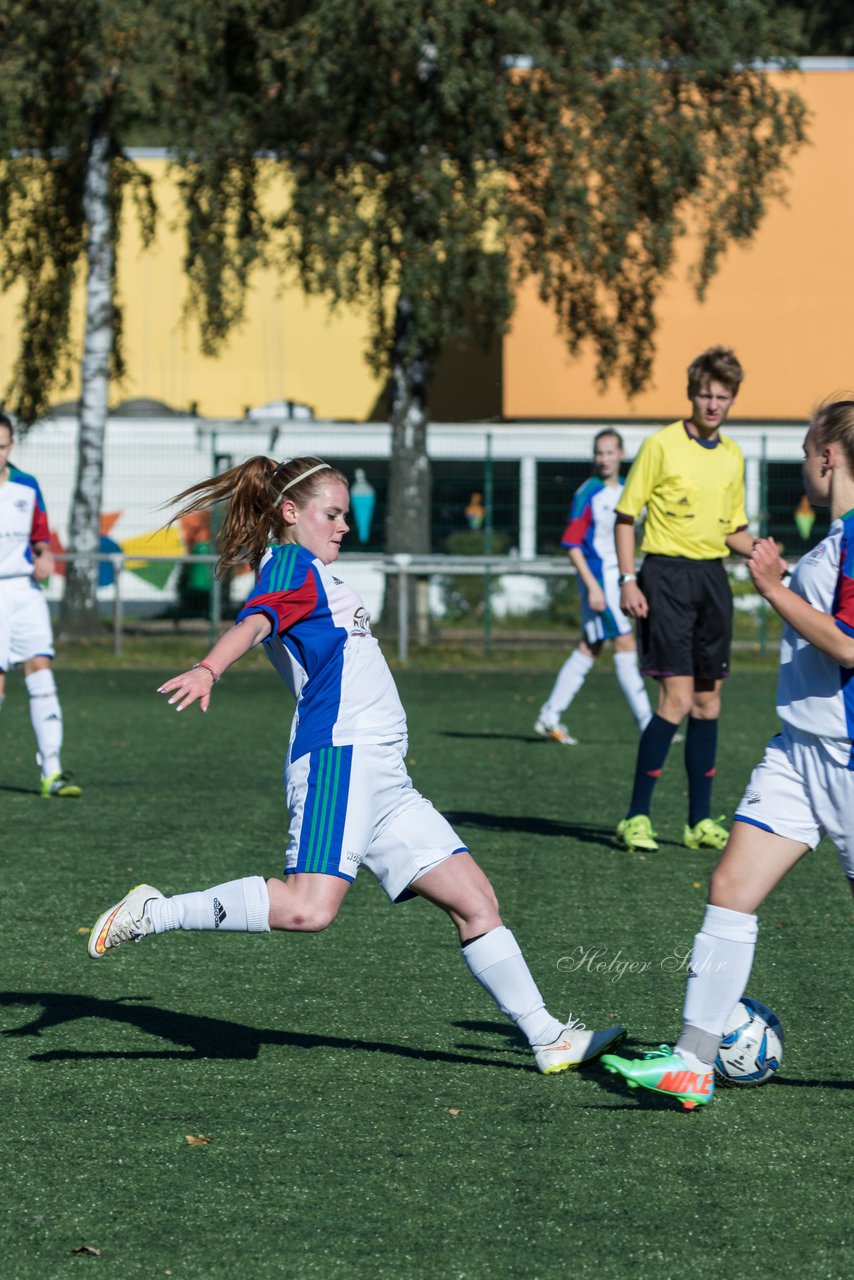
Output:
top-left (0, 783), bottom-right (40, 797)
top-left (441, 731), bottom-right (546, 745)
top-left (0, 991), bottom-right (528, 1070)
top-left (444, 810), bottom-right (616, 845)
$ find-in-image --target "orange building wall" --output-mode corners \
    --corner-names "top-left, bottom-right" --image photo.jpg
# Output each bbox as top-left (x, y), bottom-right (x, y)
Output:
top-left (503, 67), bottom-right (854, 423)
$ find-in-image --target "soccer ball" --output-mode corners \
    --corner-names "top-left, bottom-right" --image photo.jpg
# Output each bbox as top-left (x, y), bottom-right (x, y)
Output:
top-left (714, 997), bottom-right (784, 1086)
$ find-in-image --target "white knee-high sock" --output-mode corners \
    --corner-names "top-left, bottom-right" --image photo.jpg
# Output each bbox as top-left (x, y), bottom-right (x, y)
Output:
top-left (25, 669), bottom-right (63, 776)
top-left (462, 926), bottom-right (564, 1046)
top-left (146, 877), bottom-right (271, 934)
top-left (541, 649), bottom-right (594, 721)
top-left (678, 904), bottom-right (758, 1064)
top-left (614, 650), bottom-right (653, 730)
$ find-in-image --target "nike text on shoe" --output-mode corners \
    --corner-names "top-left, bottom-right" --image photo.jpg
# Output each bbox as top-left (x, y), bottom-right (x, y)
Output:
top-left (41, 771), bottom-right (82, 798)
top-left (533, 1018), bottom-right (627, 1074)
top-left (601, 1045), bottom-right (715, 1110)
top-left (533, 717), bottom-right (578, 746)
top-left (684, 817), bottom-right (729, 851)
top-left (88, 884), bottom-right (163, 958)
top-left (616, 814), bottom-right (658, 852)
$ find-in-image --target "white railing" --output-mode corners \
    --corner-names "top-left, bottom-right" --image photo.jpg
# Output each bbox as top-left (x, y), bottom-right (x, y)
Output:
top-left (50, 551), bottom-right (774, 662)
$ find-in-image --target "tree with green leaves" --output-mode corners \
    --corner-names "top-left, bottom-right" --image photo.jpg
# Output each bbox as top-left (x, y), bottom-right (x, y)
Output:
top-left (172, 0), bottom-right (807, 620)
top-left (0, 0), bottom-right (809, 636)
top-left (0, 0), bottom-right (162, 634)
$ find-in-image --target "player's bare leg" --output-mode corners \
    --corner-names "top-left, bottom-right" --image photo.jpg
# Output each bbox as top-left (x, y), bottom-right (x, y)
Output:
top-left (413, 852), bottom-right (626, 1073)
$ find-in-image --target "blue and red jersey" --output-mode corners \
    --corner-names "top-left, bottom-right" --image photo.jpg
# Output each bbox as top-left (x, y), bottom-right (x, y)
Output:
top-left (561, 477), bottom-right (622, 586)
top-left (0, 463), bottom-right (50, 579)
top-left (777, 511), bottom-right (854, 766)
top-left (237, 543), bottom-right (407, 761)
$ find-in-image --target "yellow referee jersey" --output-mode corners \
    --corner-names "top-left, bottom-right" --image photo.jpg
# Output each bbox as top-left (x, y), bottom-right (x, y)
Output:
top-left (616, 420), bottom-right (747, 560)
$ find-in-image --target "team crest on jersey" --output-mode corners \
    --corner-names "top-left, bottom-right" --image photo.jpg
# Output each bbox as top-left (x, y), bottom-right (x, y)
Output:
top-left (742, 788), bottom-right (762, 806)
top-left (809, 543), bottom-right (827, 561)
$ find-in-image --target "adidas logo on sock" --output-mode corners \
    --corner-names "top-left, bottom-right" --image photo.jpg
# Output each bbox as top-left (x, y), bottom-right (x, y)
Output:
top-left (213, 898), bottom-right (227, 928)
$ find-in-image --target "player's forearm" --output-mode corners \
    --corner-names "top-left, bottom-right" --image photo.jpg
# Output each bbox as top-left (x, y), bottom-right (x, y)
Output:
top-left (200, 615), bottom-right (273, 676)
top-left (762, 583), bottom-right (854, 667)
top-left (725, 529), bottom-right (755, 558)
top-left (568, 547), bottom-right (598, 593)
top-left (615, 520), bottom-right (637, 576)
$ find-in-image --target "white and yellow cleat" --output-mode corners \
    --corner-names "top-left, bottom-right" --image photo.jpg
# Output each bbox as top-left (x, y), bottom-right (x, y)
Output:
top-left (533, 1018), bottom-right (627, 1074)
top-left (41, 771), bottom-right (82, 798)
top-left (88, 884), bottom-right (163, 957)
top-left (533, 717), bottom-right (578, 746)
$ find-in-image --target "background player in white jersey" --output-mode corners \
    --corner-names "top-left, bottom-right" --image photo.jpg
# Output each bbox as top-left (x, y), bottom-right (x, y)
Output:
top-left (535, 429), bottom-right (652, 745)
top-left (601, 398), bottom-right (854, 1109)
top-left (88, 455), bottom-right (625, 1075)
top-left (0, 413), bottom-right (81, 797)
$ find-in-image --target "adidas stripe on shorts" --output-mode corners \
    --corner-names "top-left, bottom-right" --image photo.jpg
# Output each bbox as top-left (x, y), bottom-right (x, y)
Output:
top-left (284, 743), bottom-right (468, 902)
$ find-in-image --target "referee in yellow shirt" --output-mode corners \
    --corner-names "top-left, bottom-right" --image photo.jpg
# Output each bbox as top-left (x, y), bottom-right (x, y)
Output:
top-left (614, 346), bottom-right (755, 853)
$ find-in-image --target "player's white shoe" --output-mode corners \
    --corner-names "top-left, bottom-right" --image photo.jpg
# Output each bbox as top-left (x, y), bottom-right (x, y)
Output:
top-left (533, 1017), bottom-right (627, 1074)
top-left (534, 716), bottom-right (578, 746)
top-left (88, 884), bottom-right (163, 957)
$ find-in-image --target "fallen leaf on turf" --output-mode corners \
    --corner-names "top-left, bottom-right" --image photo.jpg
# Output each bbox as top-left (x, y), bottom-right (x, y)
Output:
top-left (71, 1245), bottom-right (101, 1256)
top-left (77, 927), bottom-right (89, 935)
top-left (184, 1134), bottom-right (211, 1146)
top-left (448, 1109), bottom-right (461, 1117)
top-left (692, 882), bottom-right (701, 889)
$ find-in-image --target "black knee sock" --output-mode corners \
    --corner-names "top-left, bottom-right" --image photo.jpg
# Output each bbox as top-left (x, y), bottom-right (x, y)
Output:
top-left (685, 717), bottom-right (718, 826)
top-left (627, 714), bottom-right (680, 818)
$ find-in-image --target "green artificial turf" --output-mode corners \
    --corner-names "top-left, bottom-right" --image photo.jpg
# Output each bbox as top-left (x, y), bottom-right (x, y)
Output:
top-left (1, 665), bottom-right (852, 1278)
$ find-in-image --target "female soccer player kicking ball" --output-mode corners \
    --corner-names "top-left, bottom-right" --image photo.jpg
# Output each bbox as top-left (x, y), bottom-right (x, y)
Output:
top-left (88, 456), bottom-right (625, 1075)
top-left (602, 399), bottom-right (854, 1109)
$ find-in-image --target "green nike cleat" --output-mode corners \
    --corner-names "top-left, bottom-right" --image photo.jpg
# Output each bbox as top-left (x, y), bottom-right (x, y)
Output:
top-left (616, 813), bottom-right (658, 852)
top-left (601, 1045), bottom-right (715, 1110)
top-left (683, 817), bottom-right (729, 850)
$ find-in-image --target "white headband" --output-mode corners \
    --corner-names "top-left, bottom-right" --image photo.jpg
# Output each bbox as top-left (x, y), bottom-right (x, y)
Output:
top-left (273, 461), bottom-right (331, 506)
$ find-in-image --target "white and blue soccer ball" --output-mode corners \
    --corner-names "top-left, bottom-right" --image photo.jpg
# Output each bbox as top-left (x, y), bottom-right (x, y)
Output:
top-left (715, 997), bottom-right (784, 1086)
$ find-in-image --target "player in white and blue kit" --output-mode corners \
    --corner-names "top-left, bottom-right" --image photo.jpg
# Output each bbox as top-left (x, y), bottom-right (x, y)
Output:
top-left (0, 413), bottom-right (81, 797)
top-left (602, 399), bottom-right (854, 1109)
top-left (535, 430), bottom-right (651, 744)
top-left (89, 455), bottom-right (626, 1074)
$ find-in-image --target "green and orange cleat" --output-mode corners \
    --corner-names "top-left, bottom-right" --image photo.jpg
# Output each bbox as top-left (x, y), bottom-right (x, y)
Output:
top-left (601, 1045), bottom-right (715, 1110)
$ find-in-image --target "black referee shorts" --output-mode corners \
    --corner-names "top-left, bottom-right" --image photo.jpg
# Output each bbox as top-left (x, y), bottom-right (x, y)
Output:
top-left (637, 555), bottom-right (733, 681)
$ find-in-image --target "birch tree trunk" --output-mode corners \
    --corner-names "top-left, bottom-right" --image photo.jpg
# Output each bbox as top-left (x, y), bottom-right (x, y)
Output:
top-left (60, 125), bottom-right (113, 637)
top-left (381, 295), bottom-right (432, 641)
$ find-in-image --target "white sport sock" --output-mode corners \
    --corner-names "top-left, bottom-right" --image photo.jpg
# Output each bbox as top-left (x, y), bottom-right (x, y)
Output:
top-left (462, 925), bottom-right (564, 1046)
top-left (146, 876), bottom-right (271, 934)
top-left (541, 649), bottom-right (594, 722)
top-left (25, 668), bottom-right (63, 777)
top-left (614, 650), bottom-right (652, 730)
top-left (680, 904), bottom-right (758, 1059)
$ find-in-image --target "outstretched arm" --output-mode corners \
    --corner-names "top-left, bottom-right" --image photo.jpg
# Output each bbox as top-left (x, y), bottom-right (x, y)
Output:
top-left (749, 537), bottom-right (854, 667)
top-left (158, 613), bottom-right (273, 712)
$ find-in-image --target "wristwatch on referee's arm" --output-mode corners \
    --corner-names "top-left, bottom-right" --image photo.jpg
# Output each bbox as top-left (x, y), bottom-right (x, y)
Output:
top-left (618, 573), bottom-right (637, 588)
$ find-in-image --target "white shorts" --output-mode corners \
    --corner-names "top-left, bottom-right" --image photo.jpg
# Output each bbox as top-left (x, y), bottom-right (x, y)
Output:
top-left (734, 725), bottom-right (854, 878)
top-left (0, 577), bottom-right (55, 671)
top-left (580, 569), bottom-right (632, 646)
top-left (284, 743), bottom-right (468, 902)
